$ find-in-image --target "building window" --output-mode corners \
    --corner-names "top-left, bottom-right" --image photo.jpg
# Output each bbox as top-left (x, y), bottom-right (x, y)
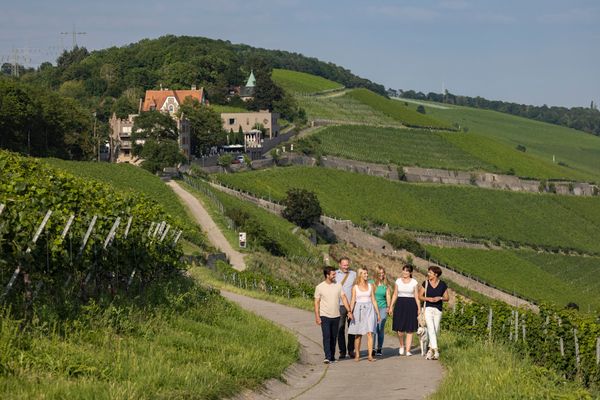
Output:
top-left (169, 105), bottom-right (174, 113)
top-left (229, 118), bottom-right (235, 125)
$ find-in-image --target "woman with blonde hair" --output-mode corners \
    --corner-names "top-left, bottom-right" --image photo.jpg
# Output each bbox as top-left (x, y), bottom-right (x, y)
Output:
top-left (372, 266), bottom-right (391, 356)
top-left (348, 267), bottom-right (381, 361)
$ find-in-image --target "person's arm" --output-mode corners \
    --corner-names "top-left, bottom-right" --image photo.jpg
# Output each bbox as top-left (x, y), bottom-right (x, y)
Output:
top-left (314, 296), bottom-right (321, 325)
top-left (441, 285), bottom-right (449, 302)
top-left (413, 283), bottom-right (421, 315)
top-left (349, 286), bottom-right (357, 313)
top-left (418, 284), bottom-right (426, 302)
top-left (388, 282), bottom-right (397, 315)
top-left (385, 286), bottom-right (391, 309)
top-left (371, 283), bottom-right (381, 322)
top-left (341, 292), bottom-right (353, 320)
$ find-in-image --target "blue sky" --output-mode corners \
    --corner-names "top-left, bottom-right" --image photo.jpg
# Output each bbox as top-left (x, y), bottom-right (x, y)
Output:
top-left (1, 0), bottom-right (598, 107)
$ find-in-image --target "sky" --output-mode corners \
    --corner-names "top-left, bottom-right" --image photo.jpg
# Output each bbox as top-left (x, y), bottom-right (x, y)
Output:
top-left (1, 0), bottom-right (599, 108)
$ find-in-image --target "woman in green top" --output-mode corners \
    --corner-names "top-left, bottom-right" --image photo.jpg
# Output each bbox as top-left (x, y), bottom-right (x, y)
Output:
top-left (373, 266), bottom-right (391, 356)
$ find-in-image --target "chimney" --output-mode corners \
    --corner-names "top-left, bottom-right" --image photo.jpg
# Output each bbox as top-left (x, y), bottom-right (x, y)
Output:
top-left (191, 84), bottom-right (197, 90)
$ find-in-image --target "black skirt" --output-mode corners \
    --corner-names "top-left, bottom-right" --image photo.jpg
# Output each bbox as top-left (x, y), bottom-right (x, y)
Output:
top-left (392, 297), bottom-right (418, 332)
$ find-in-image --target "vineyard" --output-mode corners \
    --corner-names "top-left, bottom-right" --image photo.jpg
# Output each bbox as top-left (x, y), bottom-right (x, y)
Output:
top-left (426, 103), bottom-right (600, 182)
top-left (346, 89), bottom-right (453, 129)
top-left (215, 167), bottom-right (600, 254)
top-left (0, 150), bottom-right (184, 315)
top-left (443, 298), bottom-right (600, 391)
top-left (272, 68), bottom-right (344, 94)
top-left (296, 92), bottom-right (402, 126)
top-left (425, 247), bottom-right (600, 312)
top-left (312, 125), bottom-right (494, 171)
top-left (45, 158), bottom-right (207, 247)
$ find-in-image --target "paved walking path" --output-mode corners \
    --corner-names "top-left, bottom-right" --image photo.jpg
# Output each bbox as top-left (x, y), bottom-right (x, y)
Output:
top-left (167, 180), bottom-right (246, 270)
top-left (223, 291), bottom-right (443, 400)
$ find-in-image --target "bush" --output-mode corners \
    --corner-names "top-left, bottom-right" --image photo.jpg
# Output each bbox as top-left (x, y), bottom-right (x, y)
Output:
top-left (282, 188), bottom-right (322, 228)
top-left (416, 105), bottom-right (426, 114)
top-left (516, 144), bottom-right (527, 152)
top-left (382, 232), bottom-right (426, 258)
top-left (217, 153), bottom-right (233, 167)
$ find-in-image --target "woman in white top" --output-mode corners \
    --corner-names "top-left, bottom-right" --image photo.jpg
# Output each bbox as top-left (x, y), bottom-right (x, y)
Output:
top-left (389, 265), bottom-right (421, 356)
top-left (348, 268), bottom-right (381, 362)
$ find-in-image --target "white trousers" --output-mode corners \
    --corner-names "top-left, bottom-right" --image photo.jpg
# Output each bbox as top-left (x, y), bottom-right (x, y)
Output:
top-left (425, 307), bottom-right (442, 350)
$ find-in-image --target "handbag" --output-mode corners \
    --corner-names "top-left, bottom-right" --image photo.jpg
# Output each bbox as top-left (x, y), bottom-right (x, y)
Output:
top-left (418, 280), bottom-right (428, 327)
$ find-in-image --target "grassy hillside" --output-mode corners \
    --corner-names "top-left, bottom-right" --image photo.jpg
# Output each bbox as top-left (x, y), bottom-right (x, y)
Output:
top-left (183, 178), bottom-right (317, 258)
top-left (43, 159), bottom-right (205, 246)
top-left (297, 92), bottom-right (402, 125)
top-left (312, 125), bottom-right (493, 170)
top-left (346, 89), bottom-right (453, 129)
top-left (216, 167), bottom-right (600, 254)
top-left (425, 103), bottom-right (600, 182)
top-left (272, 69), bottom-right (343, 94)
top-left (425, 247), bottom-right (600, 312)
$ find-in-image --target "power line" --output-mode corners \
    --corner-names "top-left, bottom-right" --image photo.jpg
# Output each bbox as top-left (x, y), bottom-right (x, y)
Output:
top-left (60, 25), bottom-right (87, 50)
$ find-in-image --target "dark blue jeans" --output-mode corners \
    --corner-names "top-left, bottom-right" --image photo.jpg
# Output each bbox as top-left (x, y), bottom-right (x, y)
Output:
top-left (320, 316), bottom-right (340, 361)
top-left (337, 305), bottom-right (355, 356)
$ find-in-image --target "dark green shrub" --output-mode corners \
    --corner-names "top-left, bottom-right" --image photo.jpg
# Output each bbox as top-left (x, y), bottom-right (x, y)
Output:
top-left (382, 232), bottom-right (426, 258)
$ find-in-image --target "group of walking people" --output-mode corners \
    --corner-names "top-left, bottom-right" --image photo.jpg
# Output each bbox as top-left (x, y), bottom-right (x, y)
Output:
top-left (314, 256), bottom-right (448, 364)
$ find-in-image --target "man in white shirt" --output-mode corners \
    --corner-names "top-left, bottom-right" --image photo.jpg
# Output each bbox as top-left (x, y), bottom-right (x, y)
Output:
top-left (335, 257), bottom-right (356, 358)
top-left (315, 266), bottom-right (352, 364)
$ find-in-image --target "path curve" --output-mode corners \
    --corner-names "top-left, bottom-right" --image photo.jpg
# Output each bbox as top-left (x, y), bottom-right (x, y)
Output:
top-left (167, 180), bottom-right (246, 270)
top-left (223, 290), bottom-right (443, 400)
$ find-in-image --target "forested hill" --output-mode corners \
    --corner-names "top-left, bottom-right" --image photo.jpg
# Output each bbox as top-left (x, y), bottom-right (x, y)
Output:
top-left (20, 35), bottom-right (385, 106)
top-left (399, 89), bottom-right (600, 137)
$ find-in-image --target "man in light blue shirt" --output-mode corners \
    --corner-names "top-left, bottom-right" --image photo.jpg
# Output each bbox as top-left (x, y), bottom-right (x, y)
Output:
top-left (335, 256), bottom-right (356, 359)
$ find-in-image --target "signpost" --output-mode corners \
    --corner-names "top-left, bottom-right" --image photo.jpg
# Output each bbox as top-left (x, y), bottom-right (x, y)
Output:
top-left (239, 232), bottom-right (247, 248)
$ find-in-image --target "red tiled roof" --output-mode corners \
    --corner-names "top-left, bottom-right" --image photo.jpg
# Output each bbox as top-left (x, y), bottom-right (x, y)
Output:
top-left (142, 88), bottom-right (205, 112)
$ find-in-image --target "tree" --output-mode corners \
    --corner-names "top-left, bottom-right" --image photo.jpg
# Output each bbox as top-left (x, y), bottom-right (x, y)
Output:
top-left (178, 98), bottom-right (226, 155)
top-left (281, 188), bottom-right (322, 228)
top-left (132, 110), bottom-right (178, 141)
top-left (139, 139), bottom-right (186, 173)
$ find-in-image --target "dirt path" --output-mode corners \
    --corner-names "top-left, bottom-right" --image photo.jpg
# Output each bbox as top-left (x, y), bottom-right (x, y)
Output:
top-left (223, 290), bottom-right (443, 400)
top-left (167, 180), bottom-right (246, 271)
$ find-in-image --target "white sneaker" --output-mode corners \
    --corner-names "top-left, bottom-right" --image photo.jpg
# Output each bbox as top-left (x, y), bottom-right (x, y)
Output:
top-left (405, 351), bottom-right (412, 356)
top-left (425, 349), bottom-right (433, 360)
top-left (399, 347), bottom-right (405, 356)
top-left (433, 351), bottom-right (439, 360)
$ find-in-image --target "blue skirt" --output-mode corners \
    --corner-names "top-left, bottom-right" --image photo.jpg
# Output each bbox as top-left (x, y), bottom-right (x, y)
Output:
top-left (348, 303), bottom-right (376, 335)
top-left (392, 297), bottom-right (418, 332)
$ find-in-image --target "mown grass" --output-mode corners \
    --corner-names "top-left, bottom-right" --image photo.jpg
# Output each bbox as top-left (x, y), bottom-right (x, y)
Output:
top-left (431, 332), bottom-right (593, 400)
top-left (43, 159), bottom-right (207, 247)
top-left (182, 179), bottom-right (317, 258)
top-left (425, 246), bottom-right (600, 312)
top-left (0, 275), bottom-right (298, 399)
top-left (313, 125), bottom-right (494, 170)
top-left (441, 131), bottom-right (596, 182)
top-left (272, 68), bottom-right (344, 94)
top-left (215, 167), bottom-right (600, 254)
top-left (425, 103), bottom-right (600, 182)
top-left (346, 89), bottom-right (453, 129)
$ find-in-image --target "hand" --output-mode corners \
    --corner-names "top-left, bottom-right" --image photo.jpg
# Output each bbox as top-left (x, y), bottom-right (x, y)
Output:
top-left (348, 311), bottom-right (353, 320)
top-left (388, 308), bottom-right (393, 316)
top-left (316, 316), bottom-right (321, 325)
top-left (436, 296), bottom-right (442, 302)
top-left (377, 314), bottom-right (381, 323)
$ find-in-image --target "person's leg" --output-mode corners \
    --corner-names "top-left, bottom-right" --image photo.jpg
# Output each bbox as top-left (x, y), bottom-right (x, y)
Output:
top-left (405, 333), bottom-right (413, 355)
top-left (337, 306), bottom-right (348, 357)
top-left (347, 323), bottom-right (356, 357)
top-left (376, 309), bottom-right (387, 352)
top-left (320, 316), bottom-right (332, 362)
top-left (397, 331), bottom-right (405, 355)
top-left (329, 317), bottom-right (340, 361)
top-left (367, 333), bottom-right (374, 361)
top-left (354, 335), bottom-right (362, 361)
top-left (431, 309), bottom-right (442, 358)
top-left (425, 307), bottom-right (437, 358)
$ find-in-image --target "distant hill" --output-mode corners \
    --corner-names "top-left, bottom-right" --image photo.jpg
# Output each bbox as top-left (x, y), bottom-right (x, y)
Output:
top-left (400, 90), bottom-right (600, 137)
